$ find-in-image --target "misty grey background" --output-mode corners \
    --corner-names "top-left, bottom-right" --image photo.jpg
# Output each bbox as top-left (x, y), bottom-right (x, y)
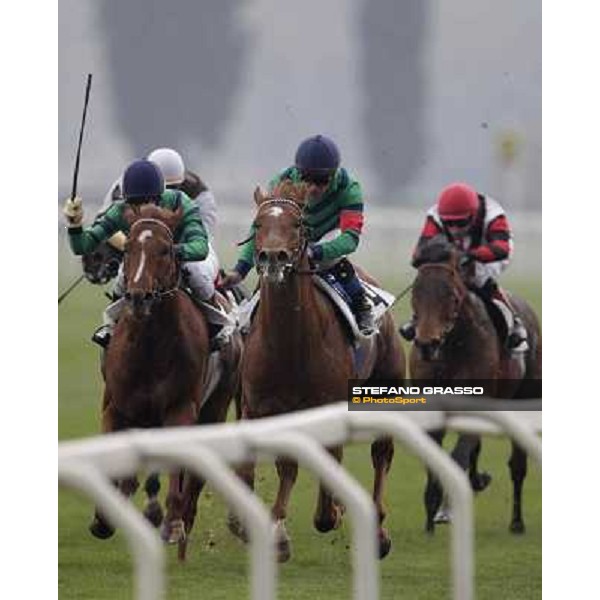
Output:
top-left (58, 0), bottom-right (541, 277)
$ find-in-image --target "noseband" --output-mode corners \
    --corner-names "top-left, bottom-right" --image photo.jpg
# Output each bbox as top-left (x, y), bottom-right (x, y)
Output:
top-left (414, 262), bottom-right (467, 352)
top-left (254, 198), bottom-right (310, 277)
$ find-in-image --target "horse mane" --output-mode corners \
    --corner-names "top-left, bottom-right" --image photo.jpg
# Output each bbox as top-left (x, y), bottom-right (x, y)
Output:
top-left (413, 236), bottom-right (455, 267)
top-left (268, 180), bottom-right (309, 206)
top-left (132, 203), bottom-right (171, 221)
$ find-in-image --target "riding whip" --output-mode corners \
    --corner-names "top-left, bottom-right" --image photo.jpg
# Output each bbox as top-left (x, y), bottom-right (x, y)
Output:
top-left (70, 73), bottom-right (92, 201)
top-left (58, 274), bottom-right (86, 305)
top-left (59, 74), bottom-right (92, 305)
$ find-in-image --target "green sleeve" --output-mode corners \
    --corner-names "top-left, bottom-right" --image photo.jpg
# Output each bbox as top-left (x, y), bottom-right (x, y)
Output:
top-left (175, 199), bottom-right (209, 261)
top-left (67, 203), bottom-right (125, 256)
top-left (236, 224), bottom-right (257, 271)
top-left (319, 180), bottom-right (364, 261)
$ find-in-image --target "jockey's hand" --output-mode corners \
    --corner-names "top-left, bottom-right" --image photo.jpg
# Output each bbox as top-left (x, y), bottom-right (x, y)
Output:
top-left (63, 196), bottom-right (83, 227)
top-left (220, 270), bottom-right (243, 289)
top-left (307, 243), bottom-right (323, 262)
top-left (459, 252), bottom-right (476, 268)
top-left (107, 231), bottom-right (127, 252)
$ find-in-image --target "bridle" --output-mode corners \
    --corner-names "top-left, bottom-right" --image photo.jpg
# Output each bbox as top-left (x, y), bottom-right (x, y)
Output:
top-left (123, 218), bottom-right (181, 303)
top-left (413, 261), bottom-right (468, 356)
top-left (254, 198), bottom-right (313, 279)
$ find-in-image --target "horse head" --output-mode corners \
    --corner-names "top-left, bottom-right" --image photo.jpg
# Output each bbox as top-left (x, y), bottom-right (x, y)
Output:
top-left (122, 203), bottom-right (183, 316)
top-left (252, 182), bottom-right (308, 284)
top-left (411, 237), bottom-right (467, 360)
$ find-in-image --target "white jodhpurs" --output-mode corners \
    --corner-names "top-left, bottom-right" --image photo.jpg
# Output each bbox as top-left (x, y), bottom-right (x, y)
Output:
top-left (182, 243), bottom-right (220, 300)
top-left (103, 243), bottom-right (220, 327)
top-left (471, 259), bottom-right (509, 289)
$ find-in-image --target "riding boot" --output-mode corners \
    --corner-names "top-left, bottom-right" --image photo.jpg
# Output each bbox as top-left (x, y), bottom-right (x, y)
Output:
top-left (399, 316), bottom-right (416, 341)
top-left (92, 296), bottom-right (125, 348)
top-left (330, 259), bottom-right (376, 336)
top-left (200, 293), bottom-right (236, 351)
top-left (481, 280), bottom-right (529, 352)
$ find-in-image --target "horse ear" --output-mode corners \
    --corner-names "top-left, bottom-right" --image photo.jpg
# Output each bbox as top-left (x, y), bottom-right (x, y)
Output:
top-left (254, 186), bottom-right (265, 206)
top-left (123, 204), bottom-right (138, 228)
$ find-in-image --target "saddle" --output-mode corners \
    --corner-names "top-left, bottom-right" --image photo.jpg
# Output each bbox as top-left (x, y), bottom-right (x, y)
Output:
top-left (236, 275), bottom-right (394, 342)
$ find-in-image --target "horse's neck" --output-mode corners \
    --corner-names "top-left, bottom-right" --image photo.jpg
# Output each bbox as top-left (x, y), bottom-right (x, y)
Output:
top-left (454, 291), bottom-right (495, 346)
top-left (126, 296), bottom-right (183, 353)
top-left (257, 269), bottom-right (322, 360)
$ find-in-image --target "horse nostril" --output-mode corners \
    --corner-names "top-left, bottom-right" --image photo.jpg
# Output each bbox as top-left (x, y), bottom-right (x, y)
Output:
top-left (124, 292), bottom-right (132, 300)
top-left (257, 251), bottom-right (268, 265)
top-left (277, 250), bottom-right (290, 264)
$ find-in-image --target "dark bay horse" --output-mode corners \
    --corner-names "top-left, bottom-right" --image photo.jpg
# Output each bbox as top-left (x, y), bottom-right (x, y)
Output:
top-left (89, 203), bottom-right (242, 560)
top-left (228, 182), bottom-right (406, 561)
top-left (408, 240), bottom-right (541, 534)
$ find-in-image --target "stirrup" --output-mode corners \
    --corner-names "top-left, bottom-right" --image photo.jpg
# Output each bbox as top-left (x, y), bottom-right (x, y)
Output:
top-left (356, 308), bottom-right (376, 336)
top-left (92, 325), bottom-right (112, 349)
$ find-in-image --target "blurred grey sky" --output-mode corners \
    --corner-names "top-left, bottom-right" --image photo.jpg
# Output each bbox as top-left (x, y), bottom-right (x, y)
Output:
top-left (58, 0), bottom-right (540, 209)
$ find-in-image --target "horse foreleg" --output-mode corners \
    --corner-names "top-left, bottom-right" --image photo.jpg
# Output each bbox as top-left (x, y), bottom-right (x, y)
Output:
top-left (468, 438), bottom-right (492, 492)
top-left (508, 442), bottom-right (528, 534)
top-left (161, 404), bottom-right (198, 550)
top-left (314, 446), bottom-right (344, 534)
top-left (370, 437), bottom-right (394, 558)
top-left (227, 460), bottom-right (256, 543)
top-left (142, 473), bottom-right (164, 528)
top-left (89, 400), bottom-right (125, 540)
top-left (424, 429), bottom-right (445, 533)
top-left (271, 457), bottom-right (299, 563)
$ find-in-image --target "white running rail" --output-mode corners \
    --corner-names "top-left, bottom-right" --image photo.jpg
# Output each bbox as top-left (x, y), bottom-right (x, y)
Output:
top-left (58, 402), bottom-right (542, 600)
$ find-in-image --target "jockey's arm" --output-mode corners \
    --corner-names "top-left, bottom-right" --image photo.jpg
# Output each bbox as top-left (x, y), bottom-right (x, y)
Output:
top-left (67, 202), bottom-right (124, 256)
top-left (311, 182), bottom-right (364, 262)
top-left (468, 215), bottom-right (512, 263)
top-left (174, 206), bottom-right (209, 262)
top-left (231, 224), bottom-right (256, 279)
top-left (195, 189), bottom-right (217, 239)
top-left (411, 216), bottom-right (443, 267)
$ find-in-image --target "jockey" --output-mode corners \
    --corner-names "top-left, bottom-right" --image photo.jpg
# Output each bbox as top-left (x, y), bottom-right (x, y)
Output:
top-left (63, 159), bottom-right (225, 349)
top-left (221, 134), bottom-right (376, 335)
top-left (96, 147), bottom-right (219, 281)
top-left (399, 182), bottom-right (528, 351)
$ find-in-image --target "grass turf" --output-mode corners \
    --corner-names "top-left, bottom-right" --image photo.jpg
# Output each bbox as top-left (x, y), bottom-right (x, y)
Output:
top-left (58, 273), bottom-right (541, 600)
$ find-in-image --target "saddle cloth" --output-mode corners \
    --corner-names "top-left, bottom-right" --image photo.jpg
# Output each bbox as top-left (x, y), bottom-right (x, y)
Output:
top-left (236, 275), bottom-right (396, 342)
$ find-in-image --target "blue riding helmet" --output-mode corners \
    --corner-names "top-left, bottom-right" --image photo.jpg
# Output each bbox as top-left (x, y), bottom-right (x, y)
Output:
top-left (122, 159), bottom-right (165, 200)
top-left (295, 135), bottom-right (341, 176)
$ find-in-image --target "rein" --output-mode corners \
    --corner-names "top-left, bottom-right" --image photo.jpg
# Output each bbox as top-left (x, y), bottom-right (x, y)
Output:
top-left (414, 261), bottom-right (468, 351)
top-left (254, 198), bottom-right (315, 276)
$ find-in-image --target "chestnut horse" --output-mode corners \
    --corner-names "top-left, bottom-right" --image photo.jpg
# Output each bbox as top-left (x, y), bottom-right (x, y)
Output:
top-left (89, 203), bottom-right (242, 560)
top-left (408, 239), bottom-right (541, 534)
top-left (228, 182), bottom-right (406, 561)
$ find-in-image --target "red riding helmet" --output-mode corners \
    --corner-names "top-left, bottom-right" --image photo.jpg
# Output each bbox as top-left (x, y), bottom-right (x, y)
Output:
top-left (437, 183), bottom-right (479, 223)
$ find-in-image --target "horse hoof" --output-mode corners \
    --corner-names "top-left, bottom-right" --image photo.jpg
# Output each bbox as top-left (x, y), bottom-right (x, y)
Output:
top-left (161, 518), bottom-right (186, 544)
top-left (433, 508), bottom-right (452, 524)
top-left (227, 512), bottom-right (249, 543)
top-left (425, 521), bottom-right (436, 535)
top-left (276, 538), bottom-right (292, 563)
top-left (470, 472), bottom-right (492, 492)
top-left (509, 521), bottom-right (526, 535)
top-left (378, 530), bottom-right (392, 559)
top-left (89, 517), bottom-right (115, 540)
top-left (143, 500), bottom-right (164, 528)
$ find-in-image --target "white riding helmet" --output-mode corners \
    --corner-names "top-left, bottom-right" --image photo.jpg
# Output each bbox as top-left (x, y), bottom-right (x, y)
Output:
top-left (147, 147), bottom-right (185, 186)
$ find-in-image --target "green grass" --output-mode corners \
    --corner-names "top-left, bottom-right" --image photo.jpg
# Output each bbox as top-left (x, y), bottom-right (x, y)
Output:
top-left (58, 274), bottom-right (541, 600)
